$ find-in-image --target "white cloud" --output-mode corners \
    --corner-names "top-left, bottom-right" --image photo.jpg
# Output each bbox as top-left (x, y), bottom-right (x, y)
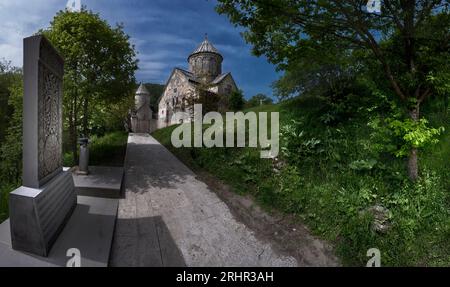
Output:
top-left (146, 33), bottom-right (196, 46)
top-left (0, 0), bottom-right (63, 67)
top-left (132, 33), bottom-right (194, 83)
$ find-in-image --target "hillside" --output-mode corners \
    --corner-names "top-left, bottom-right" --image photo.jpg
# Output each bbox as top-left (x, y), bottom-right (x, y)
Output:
top-left (152, 96), bottom-right (450, 266)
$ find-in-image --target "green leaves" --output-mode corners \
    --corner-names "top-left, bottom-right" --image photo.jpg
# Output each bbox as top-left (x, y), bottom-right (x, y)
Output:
top-left (245, 93), bottom-right (273, 108)
top-left (42, 9), bottom-right (138, 134)
top-left (228, 89), bottom-right (246, 111)
top-left (349, 159), bottom-right (378, 171)
top-left (388, 117), bottom-right (444, 157)
top-left (427, 71), bottom-right (450, 98)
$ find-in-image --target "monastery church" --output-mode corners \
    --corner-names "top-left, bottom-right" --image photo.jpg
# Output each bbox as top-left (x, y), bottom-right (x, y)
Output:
top-left (158, 36), bottom-right (238, 125)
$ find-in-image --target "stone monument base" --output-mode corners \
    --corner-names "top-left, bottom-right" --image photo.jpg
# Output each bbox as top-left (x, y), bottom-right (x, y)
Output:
top-left (72, 166), bottom-right (124, 198)
top-left (0, 196), bottom-right (118, 267)
top-left (9, 168), bottom-right (77, 257)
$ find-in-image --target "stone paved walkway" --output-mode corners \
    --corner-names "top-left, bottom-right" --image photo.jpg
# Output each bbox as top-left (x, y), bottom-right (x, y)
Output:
top-left (110, 133), bottom-right (298, 267)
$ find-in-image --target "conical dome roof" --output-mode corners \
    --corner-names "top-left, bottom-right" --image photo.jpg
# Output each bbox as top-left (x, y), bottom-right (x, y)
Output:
top-left (189, 36), bottom-right (222, 58)
top-left (136, 83), bottom-right (150, 95)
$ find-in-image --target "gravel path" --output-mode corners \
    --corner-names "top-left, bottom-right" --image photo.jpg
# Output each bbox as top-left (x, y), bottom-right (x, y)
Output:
top-left (110, 133), bottom-right (323, 266)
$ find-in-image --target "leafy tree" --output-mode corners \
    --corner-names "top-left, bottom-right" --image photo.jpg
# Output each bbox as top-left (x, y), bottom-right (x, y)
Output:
top-left (0, 72), bottom-right (23, 184)
top-left (229, 89), bottom-right (245, 111)
top-left (0, 60), bottom-right (21, 142)
top-left (272, 41), bottom-right (359, 100)
top-left (216, 0), bottom-right (450, 180)
top-left (185, 84), bottom-right (224, 116)
top-left (246, 93), bottom-right (274, 108)
top-left (42, 9), bottom-right (138, 162)
top-left (144, 83), bottom-right (165, 112)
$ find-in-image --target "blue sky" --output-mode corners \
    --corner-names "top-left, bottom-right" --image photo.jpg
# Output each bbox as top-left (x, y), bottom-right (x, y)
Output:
top-left (0, 0), bottom-right (280, 99)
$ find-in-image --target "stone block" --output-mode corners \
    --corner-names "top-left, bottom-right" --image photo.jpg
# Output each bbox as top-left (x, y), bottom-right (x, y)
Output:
top-left (0, 196), bottom-right (118, 267)
top-left (72, 166), bottom-right (124, 198)
top-left (9, 169), bottom-right (76, 257)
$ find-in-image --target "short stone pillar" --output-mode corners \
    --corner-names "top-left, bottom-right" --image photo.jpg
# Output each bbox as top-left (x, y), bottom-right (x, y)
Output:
top-left (131, 83), bottom-right (151, 133)
top-left (8, 35), bottom-right (76, 257)
top-left (78, 137), bottom-right (89, 175)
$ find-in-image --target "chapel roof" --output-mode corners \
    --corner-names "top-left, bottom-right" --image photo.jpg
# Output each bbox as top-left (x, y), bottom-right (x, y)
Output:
top-left (174, 68), bottom-right (199, 83)
top-left (174, 68), bottom-right (232, 86)
top-left (175, 68), bottom-right (232, 86)
top-left (136, 83), bottom-right (150, 95)
top-left (211, 72), bottom-right (231, 85)
top-left (189, 35), bottom-right (222, 58)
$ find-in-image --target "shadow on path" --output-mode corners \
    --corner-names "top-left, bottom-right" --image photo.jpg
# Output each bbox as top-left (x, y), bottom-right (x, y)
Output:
top-left (110, 216), bottom-right (185, 267)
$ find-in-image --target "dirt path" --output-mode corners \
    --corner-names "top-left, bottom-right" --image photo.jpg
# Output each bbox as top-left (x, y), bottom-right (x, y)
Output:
top-left (110, 133), bottom-right (338, 266)
top-left (196, 171), bottom-right (340, 266)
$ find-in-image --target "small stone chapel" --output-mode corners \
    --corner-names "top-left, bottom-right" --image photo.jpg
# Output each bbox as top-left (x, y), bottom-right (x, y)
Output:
top-left (158, 36), bottom-right (238, 126)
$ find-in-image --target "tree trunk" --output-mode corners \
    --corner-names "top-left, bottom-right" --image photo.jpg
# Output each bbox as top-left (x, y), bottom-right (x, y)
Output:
top-left (407, 106), bottom-right (420, 181)
top-left (404, 1), bottom-right (418, 181)
top-left (69, 123), bottom-right (77, 165)
top-left (82, 95), bottom-right (89, 136)
top-left (69, 92), bottom-right (78, 165)
top-left (408, 147), bottom-right (418, 181)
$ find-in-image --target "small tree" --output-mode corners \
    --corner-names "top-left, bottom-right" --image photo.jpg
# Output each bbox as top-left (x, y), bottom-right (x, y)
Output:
top-left (246, 93), bottom-right (273, 108)
top-left (184, 84), bottom-right (224, 119)
top-left (0, 60), bottom-right (21, 142)
top-left (229, 89), bottom-right (245, 111)
top-left (0, 72), bottom-right (23, 184)
top-left (43, 8), bottom-right (138, 162)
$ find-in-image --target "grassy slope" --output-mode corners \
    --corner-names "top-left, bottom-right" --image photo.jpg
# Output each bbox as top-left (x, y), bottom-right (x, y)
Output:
top-left (153, 98), bottom-right (450, 266)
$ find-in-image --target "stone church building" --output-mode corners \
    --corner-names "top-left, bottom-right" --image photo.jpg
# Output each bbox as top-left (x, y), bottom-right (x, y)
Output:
top-left (158, 36), bottom-right (238, 126)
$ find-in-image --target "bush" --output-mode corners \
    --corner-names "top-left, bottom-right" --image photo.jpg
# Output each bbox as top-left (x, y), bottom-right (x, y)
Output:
top-left (228, 89), bottom-right (245, 111)
top-left (245, 93), bottom-right (273, 109)
top-left (64, 131), bottom-right (128, 167)
top-left (153, 93), bottom-right (450, 266)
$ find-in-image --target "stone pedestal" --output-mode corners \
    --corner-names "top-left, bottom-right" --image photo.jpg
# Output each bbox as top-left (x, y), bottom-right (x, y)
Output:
top-left (77, 138), bottom-right (89, 175)
top-left (9, 169), bottom-right (76, 256)
top-left (1, 195), bottom-right (118, 267)
top-left (72, 166), bottom-right (124, 198)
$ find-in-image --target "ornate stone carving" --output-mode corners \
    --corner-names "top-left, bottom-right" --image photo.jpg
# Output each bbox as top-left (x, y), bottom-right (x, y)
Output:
top-left (39, 40), bottom-right (64, 76)
top-left (37, 40), bottom-right (63, 182)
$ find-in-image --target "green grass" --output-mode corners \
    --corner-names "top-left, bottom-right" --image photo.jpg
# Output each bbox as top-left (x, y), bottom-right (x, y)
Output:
top-left (64, 131), bottom-right (128, 167)
top-left (152, 97), bottom-right (450, 266)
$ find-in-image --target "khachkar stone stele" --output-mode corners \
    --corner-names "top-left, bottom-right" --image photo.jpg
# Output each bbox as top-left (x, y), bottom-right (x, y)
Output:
top-left (9, 35), bottom-right (77, 257)
top-left (131, 83), bottom-right (152, 133)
